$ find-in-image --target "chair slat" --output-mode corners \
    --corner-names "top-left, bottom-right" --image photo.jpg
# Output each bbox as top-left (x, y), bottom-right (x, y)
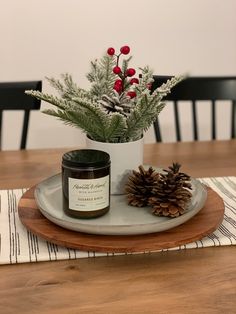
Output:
top-left (192, 101), bottom-right (198, 140)
top-left (20, 110), bottom-right (30, 149)
top-left (211, 100), bottom-right (216, 140)
top-left (0, 110), bottom-right (2, 150)
top-left (154, 117), bottom-right (162, 142)
top-left (173, 101), bottom-right (181, 141)
top-left (231, 100), bottom-right (236, 139)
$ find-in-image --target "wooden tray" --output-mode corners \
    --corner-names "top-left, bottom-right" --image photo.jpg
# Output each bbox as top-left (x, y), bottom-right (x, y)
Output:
top-left (18, 186), bottom-right (224, 253)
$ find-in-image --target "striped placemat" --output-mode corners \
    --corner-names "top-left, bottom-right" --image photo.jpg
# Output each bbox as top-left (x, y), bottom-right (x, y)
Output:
top-left (0, 177), bottom-right (235, 265)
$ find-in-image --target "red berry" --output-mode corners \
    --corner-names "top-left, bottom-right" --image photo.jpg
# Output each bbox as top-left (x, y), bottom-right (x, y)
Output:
top-left (120, 45), bottom-right (130, 55)
top-left (130, 78), bottom-right (139, 85)
top-left (114, 84), bottom-right (122, 93)
top-left (114, 79), bottom-right (123, 86)
top-left (126, 68), bottom-right (136, 77)
top-left (127, 91), bottom-right (136, 99)
top-left (113, 66), bottom-right (122, 74)
top-left (107, 47), bottom-right (115, 56)
top-left (114, 79), bottom-right (123, 93)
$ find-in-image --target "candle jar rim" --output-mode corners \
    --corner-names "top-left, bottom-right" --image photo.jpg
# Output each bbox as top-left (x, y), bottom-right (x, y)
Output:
top-left (62, 149), bottom-right (110, 168)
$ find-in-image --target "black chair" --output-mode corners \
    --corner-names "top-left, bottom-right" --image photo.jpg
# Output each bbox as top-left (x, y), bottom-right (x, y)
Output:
top-left (0, 81), bottom-right (42, 149)
top-left (151, 76), bottom-right (236, 142)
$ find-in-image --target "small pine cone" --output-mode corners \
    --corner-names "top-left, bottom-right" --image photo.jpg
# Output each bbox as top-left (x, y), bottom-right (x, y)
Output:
top-left (148, 163), bottom-right (192, 217)
top-left (151, 203), bottom-right (186, 218)
top-left (125, 165), bottom-right (159, 207)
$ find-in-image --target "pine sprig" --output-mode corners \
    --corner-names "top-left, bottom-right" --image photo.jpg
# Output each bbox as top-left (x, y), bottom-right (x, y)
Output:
top-left (46, 73), bottom-right (89, 101)
top-left (124, 93), bottom-right (159, 141)
top-left (105, 113), bottom-right (126, 142)
top-left (43, 109), bottom-right (107, 142)
top-left (71, 97), bottom-right (110, 139)
top-left (121, 56), bottom-right (132, 77)
top-left (25, 90), bottom-right (71, 110)
top-left (152, 75), bottom-right (186, 100)
top-left (137, 66), bottom-right (154, 92)
top-left (86, 54), bottom-right (116, 98)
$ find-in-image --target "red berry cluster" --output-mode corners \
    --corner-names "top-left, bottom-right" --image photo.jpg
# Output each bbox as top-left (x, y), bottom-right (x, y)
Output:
top-left (107, 45), bottom-right (139, 98)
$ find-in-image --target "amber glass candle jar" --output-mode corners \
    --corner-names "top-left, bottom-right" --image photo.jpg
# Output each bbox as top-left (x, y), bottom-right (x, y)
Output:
top-left (62, 149), bottom-right (110, 219)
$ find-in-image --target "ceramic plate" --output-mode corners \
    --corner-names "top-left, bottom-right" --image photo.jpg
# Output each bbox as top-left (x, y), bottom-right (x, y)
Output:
top-left (34, 173), bottom-right (207, 236)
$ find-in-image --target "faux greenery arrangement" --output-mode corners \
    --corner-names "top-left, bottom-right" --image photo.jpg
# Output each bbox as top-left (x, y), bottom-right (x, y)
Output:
top-left (25, 45), bottom-right (184, 143)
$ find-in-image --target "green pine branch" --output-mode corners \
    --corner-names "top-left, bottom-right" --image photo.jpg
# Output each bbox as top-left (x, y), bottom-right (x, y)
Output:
top-left (25, 90), bottom-right (71, 110)
top-left (121, 56), bottom-right (132, 75)
top-left (71, 97), bottom-right (110, 139)
top-left (43, 109), bottom-right (106, 142)
top-left (152, 75), bottom-right (186, 100)
top-left (46, 74), bottom-right (90, 101)
top-left (123, 94), bottom-right (158, 141)
top-left (86, 54), bottom-right (116, 98)
top-left (105, 113), bottom-right (126, 142)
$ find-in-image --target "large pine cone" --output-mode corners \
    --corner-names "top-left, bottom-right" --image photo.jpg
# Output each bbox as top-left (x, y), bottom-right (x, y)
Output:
top-left (125, 165), bottom-right (159, 207)
top-left (148, 163), bottom-right (192, 217)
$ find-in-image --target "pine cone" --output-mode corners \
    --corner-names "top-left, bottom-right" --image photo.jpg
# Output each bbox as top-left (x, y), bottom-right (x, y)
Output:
top-left (125, 165), bottom-right (159, 207)
top-left (148, 163), bottom-right (192, 218)
top-left (98, 93), bottom-right (134, 117)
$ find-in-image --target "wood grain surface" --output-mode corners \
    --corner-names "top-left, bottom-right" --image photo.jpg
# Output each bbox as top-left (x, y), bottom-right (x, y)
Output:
top-left (18, 186), bottom-right (224, 253)
top-left (0, 140), bottom-right (236, 314)
top-left (0, 140), bottom-right (236, 190)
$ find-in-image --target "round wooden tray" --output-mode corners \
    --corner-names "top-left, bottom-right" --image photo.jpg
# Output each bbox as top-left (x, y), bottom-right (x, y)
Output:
top-left (18, 186), bottom-right (224, 253)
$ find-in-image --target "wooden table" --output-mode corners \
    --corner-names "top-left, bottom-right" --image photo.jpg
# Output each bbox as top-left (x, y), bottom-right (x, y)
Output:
top-left (0, 140), bottom-right (235, 314)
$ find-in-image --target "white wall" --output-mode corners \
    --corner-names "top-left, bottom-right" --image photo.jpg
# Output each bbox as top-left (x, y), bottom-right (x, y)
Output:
top-left (1, 0), bottom-right (236, 149)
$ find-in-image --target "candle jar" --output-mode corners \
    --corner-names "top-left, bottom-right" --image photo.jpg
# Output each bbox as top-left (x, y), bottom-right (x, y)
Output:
top-left (62, 149), bottom-right (110, 219)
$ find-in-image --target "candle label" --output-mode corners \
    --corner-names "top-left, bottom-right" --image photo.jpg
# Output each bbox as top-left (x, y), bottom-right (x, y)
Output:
top-left (68, 175), bottom-right (109, 211)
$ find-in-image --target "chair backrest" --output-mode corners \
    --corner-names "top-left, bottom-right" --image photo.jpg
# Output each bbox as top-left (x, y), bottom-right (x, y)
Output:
top-left (0, 81), bottom-right (42, 149)
top-left (151, 76), bottom-right (236, 142)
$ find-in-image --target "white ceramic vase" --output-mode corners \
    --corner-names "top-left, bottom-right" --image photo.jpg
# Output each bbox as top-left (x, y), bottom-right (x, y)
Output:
top-left (86, 136), bottom-right (144, 195)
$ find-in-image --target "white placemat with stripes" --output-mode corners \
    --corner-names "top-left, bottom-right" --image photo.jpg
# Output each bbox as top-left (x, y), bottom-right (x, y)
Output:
top-left (0, 177), bottom-right (236, 265)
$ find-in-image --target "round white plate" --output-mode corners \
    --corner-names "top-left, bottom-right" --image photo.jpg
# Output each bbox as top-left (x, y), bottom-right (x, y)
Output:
top-left (34, 173), bottom-right (207, 236)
